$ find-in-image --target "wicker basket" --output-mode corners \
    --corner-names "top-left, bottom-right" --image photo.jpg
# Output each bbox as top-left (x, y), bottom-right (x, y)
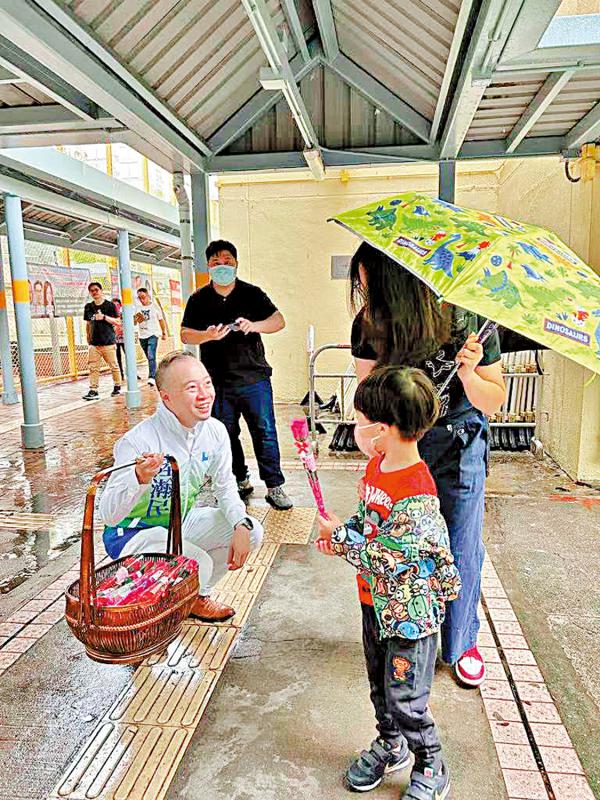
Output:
top-left (65, 455), bottom-right (199, 665)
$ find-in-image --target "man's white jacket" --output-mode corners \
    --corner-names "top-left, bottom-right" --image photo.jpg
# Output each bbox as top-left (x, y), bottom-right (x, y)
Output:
top-left (99, 402), bottom-right (247, 558)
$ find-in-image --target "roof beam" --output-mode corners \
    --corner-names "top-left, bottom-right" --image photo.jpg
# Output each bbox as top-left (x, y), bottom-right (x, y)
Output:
top-left (0, 1), bottom-right (209, 169)
top-left (0, 35), bottom-right (96, 120)
top-left (430, 0), bottom-right (476, 142)
top-left (65, 220), bottom-right (104, 245)
top-left (506, 69), bottom-right (575, 153)
top-left (565, 99), bottom-right (600, 149)
top-left (439, 0), bottom-right (526, 159)
top-left (499, 0), bottom-right (561, 63)
top-left (311, 0), bottom-right (339, 61)
top-left (207, 45), bottom-right (321, 154)
top-left (210, 135), bottom-right (571, 172)
top-left (328, 53), bottom-right (431, 142)
top-left (0, 104), bottom-right (121, 133)
top-left (242, 0), bottom-right (319, 149)
top-left (281, 0), bottom-right (310, 62)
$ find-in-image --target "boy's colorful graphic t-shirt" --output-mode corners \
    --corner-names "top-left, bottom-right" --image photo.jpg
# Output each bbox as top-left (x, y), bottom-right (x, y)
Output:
top-left (357, 457), bottom-right (438, 606)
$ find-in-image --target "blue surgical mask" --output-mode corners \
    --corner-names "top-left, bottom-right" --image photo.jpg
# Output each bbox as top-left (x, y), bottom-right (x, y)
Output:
top-left (209, 265), bottom-right (236, 286)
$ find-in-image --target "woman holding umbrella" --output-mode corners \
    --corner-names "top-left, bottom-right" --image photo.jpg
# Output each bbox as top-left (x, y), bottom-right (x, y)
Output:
top-left (349, 241), bottom-right (505, 688)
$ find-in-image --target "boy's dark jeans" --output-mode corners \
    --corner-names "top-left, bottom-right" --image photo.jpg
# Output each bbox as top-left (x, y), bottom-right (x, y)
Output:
top-left (361, 603), bottom-right (442, 771)
top-left (213, 378), bottom-right (285, 489)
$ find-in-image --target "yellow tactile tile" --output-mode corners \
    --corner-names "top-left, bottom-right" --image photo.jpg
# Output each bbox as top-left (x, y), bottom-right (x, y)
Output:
top-left (52, 721), bottom-right (192, 800)
top-left (246, 541), bottom-right (279, 567)
top-left (261, 506), bottom-right (317, 544)
top-left (145, 625), bottom-right (238, 672)
top-left (0, 511), bottom-right (56, 530)
top-left (107, 665), bottom-right (218, 728)
top-left (246, 504), bottom-right (270, 524)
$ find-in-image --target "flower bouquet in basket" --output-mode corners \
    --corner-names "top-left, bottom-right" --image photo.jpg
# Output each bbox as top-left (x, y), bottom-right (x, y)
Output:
top-left (94, 554), bottom-right (198, 607)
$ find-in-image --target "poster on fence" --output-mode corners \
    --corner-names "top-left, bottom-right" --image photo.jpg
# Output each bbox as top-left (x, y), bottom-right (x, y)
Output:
top-left (27, 264), bottom-right (92, 318)
top-left (87, 263), bottom-right (120, 298)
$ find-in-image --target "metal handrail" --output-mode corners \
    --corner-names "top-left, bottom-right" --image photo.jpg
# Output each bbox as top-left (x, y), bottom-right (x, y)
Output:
top-left (308, 343), bottom-right (352, 448)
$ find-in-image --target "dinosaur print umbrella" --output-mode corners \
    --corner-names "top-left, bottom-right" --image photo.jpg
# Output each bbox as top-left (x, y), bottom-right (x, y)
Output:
top-left (330, 192), bottom-right (600, 376)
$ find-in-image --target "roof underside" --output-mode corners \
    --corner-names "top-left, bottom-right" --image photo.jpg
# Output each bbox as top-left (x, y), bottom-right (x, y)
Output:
top-left (0, 0), bottom-right (598, 173)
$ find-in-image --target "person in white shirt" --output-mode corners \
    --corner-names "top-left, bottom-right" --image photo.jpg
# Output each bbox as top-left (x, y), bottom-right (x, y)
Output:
top-left (134, 287), bottom-right (167, 386)
top-left (98, 350), bottom-right (263, 622)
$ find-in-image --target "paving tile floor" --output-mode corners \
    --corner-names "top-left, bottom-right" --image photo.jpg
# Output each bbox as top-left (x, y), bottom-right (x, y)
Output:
top-left (0, 386), bottom-right (598, 798)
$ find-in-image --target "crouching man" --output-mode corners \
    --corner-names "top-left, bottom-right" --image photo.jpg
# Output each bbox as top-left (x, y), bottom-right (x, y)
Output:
top-left (98, 350), bottom-right (263, 622)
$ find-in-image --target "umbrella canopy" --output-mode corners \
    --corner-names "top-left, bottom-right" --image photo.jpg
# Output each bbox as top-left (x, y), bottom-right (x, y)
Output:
top-left (330, 193), bottom-right (600, 376)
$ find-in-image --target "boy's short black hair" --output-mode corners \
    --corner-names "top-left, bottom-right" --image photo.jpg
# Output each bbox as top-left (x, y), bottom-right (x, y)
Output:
top-left (205, 239), bottom-right (237, 261)
top-left (88, 281), bottom-right (102, 291)
top-left (354, 366), bottom-right (439, 441)
top-left (137, 287), bottom-right (149, 295)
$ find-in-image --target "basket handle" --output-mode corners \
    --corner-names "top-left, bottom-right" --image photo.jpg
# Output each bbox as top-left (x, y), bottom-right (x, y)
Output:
top-left (79, 455), bottom-right (182, 626)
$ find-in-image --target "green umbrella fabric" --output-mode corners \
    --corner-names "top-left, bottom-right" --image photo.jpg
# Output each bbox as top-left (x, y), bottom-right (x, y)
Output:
top-left (330, 192), bottom-right (600, 376)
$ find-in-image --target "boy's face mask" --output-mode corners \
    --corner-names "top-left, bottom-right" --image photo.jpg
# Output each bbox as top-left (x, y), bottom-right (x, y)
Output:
top-left (208, 264), bottom-right (237, 286)
top-left (354, 421), bottom-right (382, 458)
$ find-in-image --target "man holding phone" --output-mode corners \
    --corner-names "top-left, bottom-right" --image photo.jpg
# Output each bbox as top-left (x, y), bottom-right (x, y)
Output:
top-left (181, 240), bottom-right (292, 510)
top-left (82, 281), bottom-right (121, 401)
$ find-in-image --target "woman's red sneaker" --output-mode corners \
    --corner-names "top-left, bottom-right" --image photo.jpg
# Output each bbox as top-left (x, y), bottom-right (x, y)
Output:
top-left (454, 646), bottom-right (486, 687)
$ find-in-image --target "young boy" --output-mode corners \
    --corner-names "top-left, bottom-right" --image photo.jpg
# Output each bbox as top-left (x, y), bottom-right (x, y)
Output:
top-left (317, 366), bottom-right (461, 800)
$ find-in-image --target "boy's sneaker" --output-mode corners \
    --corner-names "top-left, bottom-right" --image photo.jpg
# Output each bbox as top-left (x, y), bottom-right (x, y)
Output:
top-left (237, 478), bottom-right (254, 500)
top-left (345, 737), bottom-right (411, 792)
top-left (83, 389), bottom-right (99, 401)
top-left (111, 385), bottom-right (121, 397)
top-left (404, 763), bottom-right (450, 800)
top-left (455, 646), bottom-right (486, 687)
top-left (265, 486), bottom-right (293, 511)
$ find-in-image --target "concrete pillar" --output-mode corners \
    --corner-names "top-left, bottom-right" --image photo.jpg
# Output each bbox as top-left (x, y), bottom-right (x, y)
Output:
top-left (5, 194), bottom-right (44, 448)
top-left (438, 160), bottom-right (456, 203)
top-left (191, 171), bottom-right (210, 289)
top-left (172, 172), bottom-right (195, 303)
top-left (0, 249), bottom-right (18, 404)
top-left (117, 229), bottom-right (141, 409)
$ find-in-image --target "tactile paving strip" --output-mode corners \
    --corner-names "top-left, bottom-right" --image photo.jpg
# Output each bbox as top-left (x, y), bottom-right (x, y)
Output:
top-left (54, 722), bottom-right (193, 800)
top-left (0, 511), bottom-right (56, 530)
top-left (50, 508), bottom-right (318, 800)
top-left (261, 506), bottom-right (316, 544)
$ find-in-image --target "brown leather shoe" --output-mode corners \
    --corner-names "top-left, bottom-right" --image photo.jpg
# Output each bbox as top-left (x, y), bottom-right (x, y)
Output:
top-left (189, 596), bottom-right (236, 622)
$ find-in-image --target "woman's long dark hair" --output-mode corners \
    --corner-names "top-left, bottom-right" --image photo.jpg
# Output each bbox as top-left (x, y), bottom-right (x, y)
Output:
top-left (350, 242), bottom-right (454, 366)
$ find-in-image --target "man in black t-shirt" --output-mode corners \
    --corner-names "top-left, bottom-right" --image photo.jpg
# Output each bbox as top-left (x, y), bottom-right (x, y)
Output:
top-left (181, 240), bottom-right (292, 510)
top-left (82, 281), bottom-right (121, 401)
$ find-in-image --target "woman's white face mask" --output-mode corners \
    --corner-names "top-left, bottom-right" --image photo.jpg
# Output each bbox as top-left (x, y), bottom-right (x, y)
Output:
top-left (354, 421), bottom-right (382, 458)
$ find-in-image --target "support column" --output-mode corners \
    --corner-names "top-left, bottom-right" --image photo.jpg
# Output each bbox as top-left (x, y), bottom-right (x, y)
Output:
top-left (173, 172), bottom-right (195, 303)
top-left (191, 171), bottom-right (210, 289)
top-left (0, 249), bottom-right (18, 404)
top-left (117, 229), bottom-right (141, 409)
top-left (5, 194), bottom-right (44, 448)
top-left (438, 160), bottom-right (456, 203)
top-left (62, 248), bottom-right (78, 378)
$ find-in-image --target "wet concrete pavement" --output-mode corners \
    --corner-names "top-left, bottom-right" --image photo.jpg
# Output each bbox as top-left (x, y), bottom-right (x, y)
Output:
top-left (0, 384), bottom-right (599, 798)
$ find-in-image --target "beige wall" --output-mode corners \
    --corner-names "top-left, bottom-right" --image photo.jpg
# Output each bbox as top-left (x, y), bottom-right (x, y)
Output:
top-left (218, 162), bottom-right (501, 402)
top-left (496, 157), bottom-right (600, 482)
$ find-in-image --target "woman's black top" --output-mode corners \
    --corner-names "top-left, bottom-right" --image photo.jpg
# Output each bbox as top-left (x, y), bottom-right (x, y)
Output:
top-left (351, 308), bottom-right (501, 423)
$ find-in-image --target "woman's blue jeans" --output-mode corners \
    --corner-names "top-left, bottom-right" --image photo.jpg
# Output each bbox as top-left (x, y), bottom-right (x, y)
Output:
top-left (419, 411), bottom-right (488, 665)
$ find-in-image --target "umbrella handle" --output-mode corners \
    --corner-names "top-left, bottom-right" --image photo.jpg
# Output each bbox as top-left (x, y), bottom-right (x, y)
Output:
top-left (436, 319), bottom-right (498, 398)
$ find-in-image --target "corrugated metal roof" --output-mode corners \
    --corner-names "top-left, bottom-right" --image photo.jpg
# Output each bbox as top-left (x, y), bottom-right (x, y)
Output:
top-left (529, 70), bottom-right (600, 137)
top-left (0, 83), bottom-right (54, 108)
top-left (466, 74), bottom-right (549, 141)
top-left (225, 65), bottom-right (421, 153)
top-left (61, 0), bottom-right (296, 138)
top-left (331, 0), bottom-right (461, 120)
